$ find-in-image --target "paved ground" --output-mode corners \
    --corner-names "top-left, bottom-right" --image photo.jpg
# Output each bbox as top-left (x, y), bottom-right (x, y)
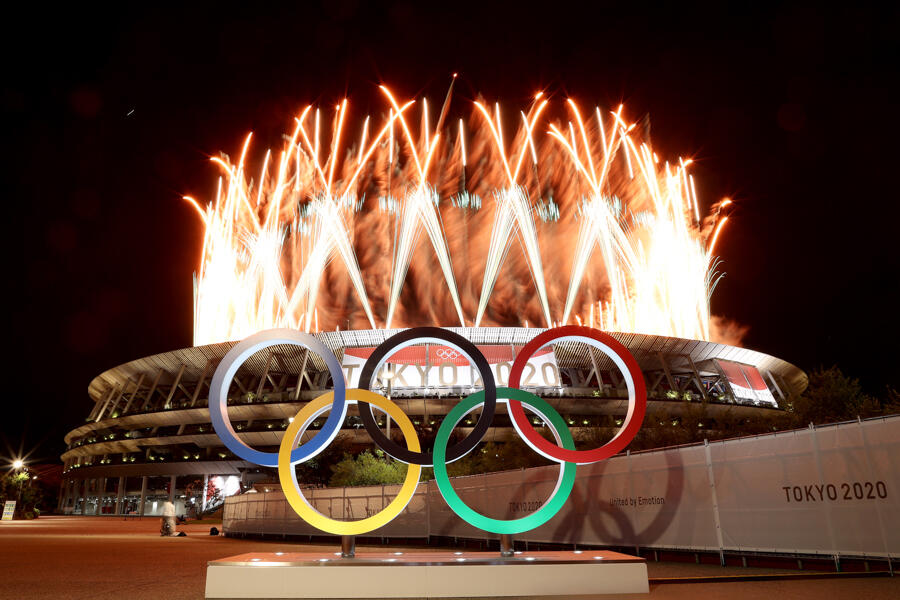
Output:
top-left (0, 516), bottom-right (896, 599)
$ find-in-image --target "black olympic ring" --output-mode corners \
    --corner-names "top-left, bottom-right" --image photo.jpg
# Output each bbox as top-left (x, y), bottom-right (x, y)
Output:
top-left (357, 327), bottom-right (497, 466)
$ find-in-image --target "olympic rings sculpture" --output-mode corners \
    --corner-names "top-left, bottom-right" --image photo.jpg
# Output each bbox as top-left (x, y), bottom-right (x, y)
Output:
top-left (209, 326), bottom-right (647, 536)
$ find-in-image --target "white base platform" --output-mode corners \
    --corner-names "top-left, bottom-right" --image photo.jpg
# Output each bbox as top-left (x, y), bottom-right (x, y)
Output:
top-left (205, 550), bottom-right (649, 598)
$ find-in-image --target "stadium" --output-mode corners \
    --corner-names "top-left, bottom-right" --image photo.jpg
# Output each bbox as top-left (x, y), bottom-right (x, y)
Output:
top-left (58, 327), bottom-right (806, 517)
top-left (60, 91), bottom-right (812, 518)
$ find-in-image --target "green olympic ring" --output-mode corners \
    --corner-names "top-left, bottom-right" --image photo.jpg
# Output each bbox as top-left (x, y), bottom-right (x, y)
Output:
top-left (431, 387), bottom-right (577, 535)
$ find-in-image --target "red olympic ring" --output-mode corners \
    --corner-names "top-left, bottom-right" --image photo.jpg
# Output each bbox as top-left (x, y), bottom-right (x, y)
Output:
top-left (508, 326), bottom-right (647, 464)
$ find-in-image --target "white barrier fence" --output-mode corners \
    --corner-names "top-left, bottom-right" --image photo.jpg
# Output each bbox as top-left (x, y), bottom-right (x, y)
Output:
top-left (224, 415), bottom-right (899, 558)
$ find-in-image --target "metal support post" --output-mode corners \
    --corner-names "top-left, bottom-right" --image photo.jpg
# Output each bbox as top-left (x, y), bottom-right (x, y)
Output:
top-left (191, 361), bottom-right (212, 406)
top-left (105, 383), bottom-right (129, 419)
top-left (686, 355), bottom-right (710, 401)
top-left (657, 352), bottom-right (677, 393)
top-left (587, 347), bottom-right (601, 388)
top-left (122, 373), bottom-right (145, 414)
top-left (626, 450), bottom-right (640, 556)
top-left (341, 535), bottom-right (356, 558)
top-left (115, 476), bottom-right (126, 515)
top-left (168, 475), bottom-right (177, 504)
top-left (164, 364), bottom-right (186, 409)
top-left (81, 479), bottom-right (90, 515)
top-left (255, 352), bottom-right (274, 399)
top-left (138, 476), bottom-right (148, 516)
top-left (91, 387), bottom-right (115, 422)
top-left (294, 350), bottom-right (310, 400)
top-left (143, 368), bottom-right (164, 411)
top-left (201, 473), bottom-right (209, 514)
top-left (500, 534), bottom-right (515, 557)
top-left (856, 417), bottom-right (892, 568)
top-left (704, 440), bottom-right (726, 566)
top-left (765, 371), bottom-right (785, 402)
top-left (808, 423), bottom-right (840, 571)
top-left (95, 478), bottom-right (106, 515)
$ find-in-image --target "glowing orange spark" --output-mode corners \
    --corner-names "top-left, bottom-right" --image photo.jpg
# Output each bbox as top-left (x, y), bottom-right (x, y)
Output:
top-left (188, 87), bottom-right (731, 345)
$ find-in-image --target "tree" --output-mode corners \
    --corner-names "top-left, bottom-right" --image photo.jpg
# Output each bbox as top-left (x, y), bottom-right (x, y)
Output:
top-left (183, 477), bottom-right (222, 516)
top-left (442, 439), bottom-right (553, 478)
top-left (328, 450), bottom-right (408, 487)
top-left (293, 434), bottom-right (354, 486)
top-left (790, 366), bottom-right (880, 425)
top-left (883, 387), bottom-right (900, 417)
top-left (0, 471), bottom-right (42, 518)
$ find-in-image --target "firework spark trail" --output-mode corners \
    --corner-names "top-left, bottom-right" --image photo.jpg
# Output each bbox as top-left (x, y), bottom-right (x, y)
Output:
top-left (190, 101), bottom-right (412, 343)
top-left (188, 133), bottom-right (299, 344)
top-left (282, 103), bottom-right (380, 332)
top-left (186, 84), bottom-right (732, 345)
top-left (380, 87), bottom-right (465, 328)
top-left (473, 99), bottom-right (553, 327)
top-left (550, 104), bottom-right (634, 327)
top-left (386, 183), bottom-right (467, 328)
top-left (549, 103), bottom-right (723, 339)
top-left (567, 195), bottom-right (633, 327)
top-left (287, 193), bottom-right (378, 331)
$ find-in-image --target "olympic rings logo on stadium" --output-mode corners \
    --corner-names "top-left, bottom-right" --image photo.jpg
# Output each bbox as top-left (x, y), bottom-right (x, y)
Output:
top-left (208, 326), bottom-right (647, 536)
top-left (434, 348), bottom-right (460, 360)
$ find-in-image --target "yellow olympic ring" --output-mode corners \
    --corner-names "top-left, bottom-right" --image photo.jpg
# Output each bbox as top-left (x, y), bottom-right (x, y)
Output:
top-left (278, 389), bottom-right (422, 535)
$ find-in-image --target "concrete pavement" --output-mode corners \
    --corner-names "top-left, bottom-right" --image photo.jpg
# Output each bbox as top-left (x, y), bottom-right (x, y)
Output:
top-left (0, 516), bottom-right (895, 599)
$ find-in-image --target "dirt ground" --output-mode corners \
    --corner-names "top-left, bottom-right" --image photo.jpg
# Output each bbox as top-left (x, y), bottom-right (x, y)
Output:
top-left (0, 516), bottom-right (895, 599)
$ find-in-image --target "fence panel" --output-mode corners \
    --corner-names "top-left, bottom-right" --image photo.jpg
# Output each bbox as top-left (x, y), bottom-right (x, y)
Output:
top-left (223, 415), bottom-right (898, 557)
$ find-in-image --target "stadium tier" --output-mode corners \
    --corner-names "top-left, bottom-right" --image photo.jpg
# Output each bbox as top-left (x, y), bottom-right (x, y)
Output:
top-left (59, 327), bottom-right (806, 516)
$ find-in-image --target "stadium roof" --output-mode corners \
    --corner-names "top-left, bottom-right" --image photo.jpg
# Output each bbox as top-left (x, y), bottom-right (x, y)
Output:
top-left (88, 328), bottom-right (807, 402)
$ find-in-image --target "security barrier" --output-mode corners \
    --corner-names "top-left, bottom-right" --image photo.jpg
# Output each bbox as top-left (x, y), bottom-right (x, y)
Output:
top-left (224, 414), bottom-right (899, 558)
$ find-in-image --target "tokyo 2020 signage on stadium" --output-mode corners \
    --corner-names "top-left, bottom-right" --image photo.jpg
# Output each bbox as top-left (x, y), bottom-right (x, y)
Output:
top-left (208, 326), bottom-right (647, 536)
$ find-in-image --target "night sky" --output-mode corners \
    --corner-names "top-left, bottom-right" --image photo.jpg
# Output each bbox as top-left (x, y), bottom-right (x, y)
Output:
top-left (4, 2), bottom-right (898, 463)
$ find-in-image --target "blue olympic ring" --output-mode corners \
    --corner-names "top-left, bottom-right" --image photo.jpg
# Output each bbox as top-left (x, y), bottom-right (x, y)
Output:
top-left (208, 328), bottom-right (347, 467)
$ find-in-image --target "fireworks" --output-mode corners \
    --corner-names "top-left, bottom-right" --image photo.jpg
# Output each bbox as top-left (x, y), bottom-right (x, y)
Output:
top-left (186, 84), bottom-right (730, 345)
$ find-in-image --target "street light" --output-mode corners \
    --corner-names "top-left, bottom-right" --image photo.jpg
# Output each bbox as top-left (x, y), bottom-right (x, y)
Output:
top-left (9, 459), bottom-right (26, 519)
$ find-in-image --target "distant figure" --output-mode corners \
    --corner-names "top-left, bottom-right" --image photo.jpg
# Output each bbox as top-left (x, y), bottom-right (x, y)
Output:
top-left (160, 501), bottom-right (176, 536)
